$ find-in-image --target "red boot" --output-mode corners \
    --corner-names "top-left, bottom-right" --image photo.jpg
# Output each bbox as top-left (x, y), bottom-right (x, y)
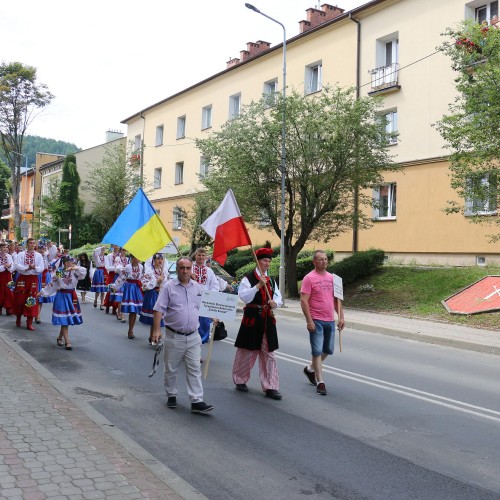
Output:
top-left (16, 315), bottom-right (22, 327)
top-left (26, 317), bottom-right (35, 331)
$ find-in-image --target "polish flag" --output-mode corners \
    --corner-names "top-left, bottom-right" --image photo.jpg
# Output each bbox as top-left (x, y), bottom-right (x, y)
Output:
top-left (201, 189), bottom-right (252, 265)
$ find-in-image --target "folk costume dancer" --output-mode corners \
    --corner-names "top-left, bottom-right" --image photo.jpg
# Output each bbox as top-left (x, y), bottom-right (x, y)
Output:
top-left (90, 245), bottom-right (108, 310)
top-left (36, 242), bottom-right (55, 324)
top-left (113, 255), bottom-right (144, 339)
top-left (103, 245), bottom-right (120, 315)
top-left (9, 241), bottom-right (18, 283)
top-left (0, 242), bottom-right (14, 315)
top-left (76, 252), bottom-right (92, 303)
top-left (140, 253), bottom-right (169, 344)
top-left (37, 256), bottom-right (86, 350)
top-left (112, 249), bottom-right (129, 322)
top-left (13, 237), bottom-right (44, 331)
top-left (191, 248), bottom-right (219, 344)
top-left (232, 244), bottom-right (283, 400)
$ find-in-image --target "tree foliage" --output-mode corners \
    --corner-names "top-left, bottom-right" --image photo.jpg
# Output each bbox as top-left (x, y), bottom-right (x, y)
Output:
top-left (0, 62), bottom-right (53, 230)
top-left (436, 19), bottom-right (500, 240)
top-left (84, 143), bottom-right (142, 233)
top-left (196, 86), bottom-right (398, 296)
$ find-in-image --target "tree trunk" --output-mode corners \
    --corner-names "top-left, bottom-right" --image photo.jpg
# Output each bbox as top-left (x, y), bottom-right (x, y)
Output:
top-left (285, 246), bottom-right (301, 298)
top-left (12, 168), bottom-right (21, 233)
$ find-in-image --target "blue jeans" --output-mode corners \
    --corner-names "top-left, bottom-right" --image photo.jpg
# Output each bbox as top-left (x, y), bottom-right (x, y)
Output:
top-left (309, 320), bottom-right (335, 357)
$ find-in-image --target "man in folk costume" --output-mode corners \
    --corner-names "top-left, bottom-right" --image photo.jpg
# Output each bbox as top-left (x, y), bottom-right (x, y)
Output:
top-left (191, 247), bottom-right (220, 343)
top-left (0, 241), bottom-right (14, 315)
top-left (232, 242), bottom-right (283, 400)
top-left (12, 237), bottom-right (44, 330)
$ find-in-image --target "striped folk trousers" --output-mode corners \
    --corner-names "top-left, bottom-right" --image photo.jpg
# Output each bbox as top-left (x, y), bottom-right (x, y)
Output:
top-left (232, 335), bottom-right (279, 392)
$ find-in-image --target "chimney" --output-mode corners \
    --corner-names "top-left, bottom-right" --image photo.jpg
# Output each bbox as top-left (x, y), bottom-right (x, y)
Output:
top-left (106, 130), bottom-right (124, 143)
top-left (228, 40), bottom-right (272, 66)
top-left (299, 3), bottom-right (344, 33)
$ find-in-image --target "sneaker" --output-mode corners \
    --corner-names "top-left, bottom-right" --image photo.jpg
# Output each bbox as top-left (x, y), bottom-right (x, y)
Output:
top-left (235, 383), bottom-right (249, 392)
top-left (316, 382), bottom-right (327, 396)
top-left (167, 396), bottom-right (177, 409)
top-left (191, 401), bottom-right (214, 414)
top-left (303, 366), bottom-right (317, 386)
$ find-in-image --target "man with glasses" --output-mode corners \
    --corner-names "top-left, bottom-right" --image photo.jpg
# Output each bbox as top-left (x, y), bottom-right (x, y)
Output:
top-left (152, 257), bottom-right (214, 414)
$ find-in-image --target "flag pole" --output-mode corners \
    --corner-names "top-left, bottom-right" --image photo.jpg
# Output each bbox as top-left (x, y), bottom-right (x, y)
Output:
top-left (202, 321), bottom-right (217, 379)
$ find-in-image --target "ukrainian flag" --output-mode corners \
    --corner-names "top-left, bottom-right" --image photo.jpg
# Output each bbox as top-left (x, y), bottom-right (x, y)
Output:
top-left (102, 188), bottom-right (173, 261)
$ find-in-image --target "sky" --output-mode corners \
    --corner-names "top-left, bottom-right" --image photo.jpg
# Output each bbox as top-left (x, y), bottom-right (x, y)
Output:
top-left (2, 0), bottom-right (366, 151)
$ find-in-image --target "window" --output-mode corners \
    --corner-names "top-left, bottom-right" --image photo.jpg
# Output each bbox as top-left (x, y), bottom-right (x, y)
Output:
top-left (380, 110), bottom-right (398, 144)
top-left (154, 168), bottom-right (162, 189)
top-left (476, 1), bottom-right (498, 22)
top-left (465, 173), bottom-right (497, 215)
top-left (173, 207), bottom-right (183, 230)
top-left (371, 34), bottom-right (399, 88)
top-left (263, 79), bottom-right (278, 107)
top-left (134, 134), bottom-right (141, 151)
top-left (155, 125), bottom-right (164, 146)
top-left (229, 93), bottom-right (241, 119)
top-left (177, 116), bottom-right (186, 139)
top-left (175, 162), bottom-right (184, 185)
top-left (305, 62), bottom-right (322, 94)
top-left (373, 183), bottom-right (397, 219)
top-left (199, 156), bottom-right (209, 178)
top-left (202, 105), bottom-right (212, 129)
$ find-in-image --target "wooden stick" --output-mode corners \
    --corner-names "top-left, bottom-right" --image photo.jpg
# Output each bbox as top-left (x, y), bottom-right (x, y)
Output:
top-left (203, 321), bottom-right (217, 379)
top-left (338, 328), bottom-right (342, 352)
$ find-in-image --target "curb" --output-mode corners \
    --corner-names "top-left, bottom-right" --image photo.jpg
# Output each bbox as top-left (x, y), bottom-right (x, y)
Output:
top-left (0, 328), bottom-right (207, 500)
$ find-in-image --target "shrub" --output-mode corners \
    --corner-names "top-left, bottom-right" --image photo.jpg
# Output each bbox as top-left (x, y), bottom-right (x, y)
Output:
top-left (329, 249), bottom-right (385, 284)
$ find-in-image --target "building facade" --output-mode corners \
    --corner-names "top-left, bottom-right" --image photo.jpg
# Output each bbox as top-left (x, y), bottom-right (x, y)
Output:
top-left (122, 0), bottom-right (499, 266)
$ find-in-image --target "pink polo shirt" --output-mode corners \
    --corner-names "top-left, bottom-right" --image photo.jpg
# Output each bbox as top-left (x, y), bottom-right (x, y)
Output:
top-left (300, 270), bottom-right (334, 322)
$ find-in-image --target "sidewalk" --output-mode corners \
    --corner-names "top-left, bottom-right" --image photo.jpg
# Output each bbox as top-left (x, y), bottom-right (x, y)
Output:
top-left (0, 327), bottom-right (206, 500)
top-left (274, 298), bottom-right (500, 355)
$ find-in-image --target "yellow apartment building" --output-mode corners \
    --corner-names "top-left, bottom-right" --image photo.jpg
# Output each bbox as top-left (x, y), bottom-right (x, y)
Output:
top-left (122, 0), bottom-right (499, 266)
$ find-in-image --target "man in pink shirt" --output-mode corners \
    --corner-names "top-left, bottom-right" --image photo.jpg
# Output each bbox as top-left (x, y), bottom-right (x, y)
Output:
top-left (300, 250), bottom-right (344, 396)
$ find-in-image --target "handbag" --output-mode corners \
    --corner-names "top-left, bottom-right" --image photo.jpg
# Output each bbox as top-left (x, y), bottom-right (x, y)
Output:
top-left (213, 321), bottom-right (227, 341)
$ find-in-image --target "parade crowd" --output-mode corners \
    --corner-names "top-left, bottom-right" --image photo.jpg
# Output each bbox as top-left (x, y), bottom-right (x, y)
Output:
top-left (0, 238), bottom-right (344, 414)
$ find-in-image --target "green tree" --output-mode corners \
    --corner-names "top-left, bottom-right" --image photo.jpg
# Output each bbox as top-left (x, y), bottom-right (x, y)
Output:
top-left (0, 62), bottom-right (53, 232)
top-left (196, 86), bottom-right (398, 297)
top-left (436, 19), bottom-right (500, 240)
top-left (85, 142), bottom-right (142, 232)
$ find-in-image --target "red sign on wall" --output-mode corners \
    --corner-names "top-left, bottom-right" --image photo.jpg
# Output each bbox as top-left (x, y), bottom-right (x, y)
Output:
top-left (443, 276), bottom-right (500, 315)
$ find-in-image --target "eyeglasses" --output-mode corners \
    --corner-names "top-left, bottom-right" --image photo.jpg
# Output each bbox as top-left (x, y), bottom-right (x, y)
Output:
top-left (177, 266), bottom-right (192, 270)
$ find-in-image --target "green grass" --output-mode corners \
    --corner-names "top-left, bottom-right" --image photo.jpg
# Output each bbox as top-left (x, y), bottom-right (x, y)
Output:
top-left (343, 265), bottom-right (500, 330)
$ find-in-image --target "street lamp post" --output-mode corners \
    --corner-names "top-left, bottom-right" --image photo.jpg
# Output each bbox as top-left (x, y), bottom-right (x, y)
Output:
top-left (245, 3), bottom-right (287, 303)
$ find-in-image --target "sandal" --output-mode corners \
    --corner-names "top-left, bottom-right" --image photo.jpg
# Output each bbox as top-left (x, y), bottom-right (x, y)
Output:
top-left (65, 343), bottom-right (73, 350)
top-left (93, 301), bottom-right (97, 308)
top-left (56, 337), bottom-right (64, 347)
top-left (100, 305), bottom-right (105, 310)
top-left (35, 317), bottom-right (41, 324)
top-left (128, 334), bottom-right (135, 339)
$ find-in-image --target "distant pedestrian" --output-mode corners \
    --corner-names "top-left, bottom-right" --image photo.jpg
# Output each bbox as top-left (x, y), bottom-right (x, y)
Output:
top-left (300, 250), bottom-right (344, 396)
top-left (76, 252), bottom-right (92, 303)
top-left (0, 241), bottom-right (14, 315)
top-left (37, 256), bottom-right (87, 350)
top-left (152, 256), bottom-right (213, 414)
top-left (232, 243), bottom-right (283, 400)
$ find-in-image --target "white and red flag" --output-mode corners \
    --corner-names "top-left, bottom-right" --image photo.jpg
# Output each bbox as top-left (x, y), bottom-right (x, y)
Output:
top-left (201, 189), bottom-right (252, 265)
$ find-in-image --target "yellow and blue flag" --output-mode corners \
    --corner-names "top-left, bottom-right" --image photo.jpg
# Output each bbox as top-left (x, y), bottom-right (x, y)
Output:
top-left (102, 188), bottom-right (173, 262)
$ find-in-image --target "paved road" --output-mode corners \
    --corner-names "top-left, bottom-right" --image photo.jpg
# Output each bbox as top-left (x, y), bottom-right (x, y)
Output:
top-left (6, 301), bottom-right (500, 499)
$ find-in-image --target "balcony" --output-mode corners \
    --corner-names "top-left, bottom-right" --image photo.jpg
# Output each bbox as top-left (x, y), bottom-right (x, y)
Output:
top-left (368, 63), bottom-right (401, 95)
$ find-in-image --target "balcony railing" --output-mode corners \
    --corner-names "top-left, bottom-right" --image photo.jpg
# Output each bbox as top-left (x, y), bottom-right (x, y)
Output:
top-left (369, 63), bottom-right (400, 92)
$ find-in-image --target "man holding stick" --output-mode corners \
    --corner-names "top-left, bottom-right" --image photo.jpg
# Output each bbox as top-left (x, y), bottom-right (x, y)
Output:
top-left (300, 250), bottom-right (344, 396)
top-left (152, 256), bottom-right (214, 414)
top-left (232, 243), bottom-right (283, 400)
